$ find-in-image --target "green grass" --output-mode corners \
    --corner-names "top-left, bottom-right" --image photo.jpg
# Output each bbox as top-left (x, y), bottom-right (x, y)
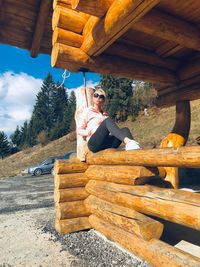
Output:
top-left (0, 99), bottom-right (199, 178)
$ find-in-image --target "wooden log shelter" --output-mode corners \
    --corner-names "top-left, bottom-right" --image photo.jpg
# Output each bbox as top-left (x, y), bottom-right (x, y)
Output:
top-left (1, 0), bottom-right (200, 266)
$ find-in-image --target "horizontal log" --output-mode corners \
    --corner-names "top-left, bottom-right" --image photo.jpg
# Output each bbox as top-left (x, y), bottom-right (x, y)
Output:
top-left (52, 43), bottom-right (178, 85)
top-left (81, 0), bottom-right (160, 56)
top-left (54, 160), bottom-right (88, 174)
top-left (133, 9), bottom-right (200, 51)
top-left (71, 0), bottom-right (112, 17)
top-left (55, 200), bottom-right (90, 219)
top-left (54, 187), bottom-right (89, 202)
top-left (179, 58), bottom-right (200, 81)
top-left (54, 173), bottom-right (88, 189)
top-left (55, 217), bottom-right (91, 234)
top-left (156, 42), bottom-right (183, 58)
top-left (86, 180), bottom-right (200, 230)
top-left (106, 42), bottom-right (179, 71)
top-left (52, 5), bottom-right (88, 33)
top-left (53, 0), bottom-right (72, 10)
top-left (52, 27), bottom-right (83, 47)
top-left (157, 75), bottom-right (200, 97)
top-left (82, 16), bottom-right (99, 37)
top-left (85, 195), bottom-right (163, 240)
top-left (156, 84), bottom-right (200, 108)
top-left (86, 146), bottom-right (200, 168)
top-left (85, 165), bottom-right (164, 185)
top-left (89, 215), bottom-right (200, 267)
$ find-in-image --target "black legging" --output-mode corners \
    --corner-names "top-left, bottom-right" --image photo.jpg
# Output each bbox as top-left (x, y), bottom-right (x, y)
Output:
top-left (88, 118), bottom-right (133, 153)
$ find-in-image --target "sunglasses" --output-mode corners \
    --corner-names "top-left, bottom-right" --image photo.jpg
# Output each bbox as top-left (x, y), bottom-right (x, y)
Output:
top-left (93, 93), bottom-right (105, 100)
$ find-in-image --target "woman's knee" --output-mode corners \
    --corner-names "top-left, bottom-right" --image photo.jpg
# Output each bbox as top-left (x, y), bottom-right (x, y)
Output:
top-left (121, 127), bottom-right (130, 134)
top-left (121, 127), bottom-right (133, 138)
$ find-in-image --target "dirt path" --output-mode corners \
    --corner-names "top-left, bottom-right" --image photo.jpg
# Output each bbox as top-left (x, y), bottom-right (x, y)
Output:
top-left (0, 207), bottom-right (76, 267)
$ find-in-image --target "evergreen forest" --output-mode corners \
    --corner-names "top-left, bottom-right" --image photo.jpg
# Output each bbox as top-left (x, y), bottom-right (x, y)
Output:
top-left (0, 73), bottom-right (156, 158)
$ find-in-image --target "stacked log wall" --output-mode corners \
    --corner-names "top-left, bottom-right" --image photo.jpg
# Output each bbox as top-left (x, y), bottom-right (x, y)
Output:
top-left (54, 159), bottom-right (91, 234)
top-left (53, 148), bottom-right (200, 266)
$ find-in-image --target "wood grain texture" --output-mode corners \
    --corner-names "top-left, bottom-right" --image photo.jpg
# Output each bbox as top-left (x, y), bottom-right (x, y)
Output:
top-left (54, 173), bottom-right (88, 189)
top-left (30, 0), bottom-right (52, 57)
top-left (71, 0), bottom-right (113, 17)
top-left (55, 200), bottom-right (90, 219)
top-left (86, 180), bottom-right (200, 230)
top-left (85, 195), bottom-right (163, 240)
top-left (54, 160), bottom-right (88, 174)
top-left (133, 9), bottom-right (200, 51)
top-left (55, 217), bottom-right (91, 234)
top-left (89, 215), bottom-right (200, 267)
top-left (52, 5), bottom-right (88, 33)
top-left (85, 165), bottom-right (164, 185)
top-left (52, 27), bottom-right (83, 47)
top-left (81, 0), bottom-right (160, 56)
top-left (52, 43), bottom-right (178, 85)
top-left (86, 146), bottom-right (200, 168)
top-left (54, 187), bottom-right (89, 203)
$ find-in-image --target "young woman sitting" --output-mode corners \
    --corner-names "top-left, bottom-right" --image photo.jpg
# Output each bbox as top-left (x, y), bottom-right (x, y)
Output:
top-left (77, 89), bottom-right (140, 153)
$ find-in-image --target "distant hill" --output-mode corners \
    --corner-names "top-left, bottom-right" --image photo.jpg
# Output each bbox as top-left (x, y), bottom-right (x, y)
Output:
top-left (0, 99), bottom-right (199, 178)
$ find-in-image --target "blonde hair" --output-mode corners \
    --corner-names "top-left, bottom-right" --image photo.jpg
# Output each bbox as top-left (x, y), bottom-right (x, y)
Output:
top-left (95, 88), bottom-right (106, 97)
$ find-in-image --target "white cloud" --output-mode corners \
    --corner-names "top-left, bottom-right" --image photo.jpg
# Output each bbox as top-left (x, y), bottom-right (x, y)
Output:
top-left (0, 72), bottom-right (42, 137)
top-left (67, 80), bottom-right (99, 94)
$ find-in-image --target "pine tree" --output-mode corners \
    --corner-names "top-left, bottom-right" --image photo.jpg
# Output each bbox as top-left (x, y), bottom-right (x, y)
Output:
top-left (31, 73), bottom-right (56, 143)
top-left (10, 126), bottom-right (22, 148)
top-left (0, 131), bottom-right (10, 159)
top-left (99, 75), bottom-right (133, 121)
top-left (68, 90), bottom-right (76, 131)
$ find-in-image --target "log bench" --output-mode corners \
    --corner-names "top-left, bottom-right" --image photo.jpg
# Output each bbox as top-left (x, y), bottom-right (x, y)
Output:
top-left (53, 147), bottom-right (200, 267)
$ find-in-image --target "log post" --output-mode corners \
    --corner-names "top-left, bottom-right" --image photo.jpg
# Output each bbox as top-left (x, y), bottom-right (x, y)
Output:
top-left (75, 87), bottom-right (94, 161)
top-left (160, 100), bottom-right (191, 188)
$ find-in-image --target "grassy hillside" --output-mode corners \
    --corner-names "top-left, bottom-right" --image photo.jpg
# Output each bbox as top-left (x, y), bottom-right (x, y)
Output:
top-left (121, 99), bottom-right (200, 148)
top-left (0, 99), bottom-right (199, 178)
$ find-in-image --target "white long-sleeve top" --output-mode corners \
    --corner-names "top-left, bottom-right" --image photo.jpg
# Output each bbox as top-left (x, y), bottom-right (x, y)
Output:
top-left (76, 106), bottom-right (109, 141)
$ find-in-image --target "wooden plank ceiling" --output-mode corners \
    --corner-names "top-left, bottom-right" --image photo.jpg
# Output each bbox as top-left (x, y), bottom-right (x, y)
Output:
top-left (1, 0), bottom-right (200, 106)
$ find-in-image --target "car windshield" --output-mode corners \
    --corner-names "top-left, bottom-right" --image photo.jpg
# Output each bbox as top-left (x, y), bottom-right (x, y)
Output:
top-left (41, 159), bottom-right (53, 165)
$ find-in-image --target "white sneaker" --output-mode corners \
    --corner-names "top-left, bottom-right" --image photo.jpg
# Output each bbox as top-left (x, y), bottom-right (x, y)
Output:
top-left (125, 140), bottom-right (140, 151)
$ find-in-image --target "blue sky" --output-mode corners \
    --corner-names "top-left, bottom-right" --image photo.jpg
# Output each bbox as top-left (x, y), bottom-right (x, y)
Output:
top-left (0, 44), bottom-right (100, 136)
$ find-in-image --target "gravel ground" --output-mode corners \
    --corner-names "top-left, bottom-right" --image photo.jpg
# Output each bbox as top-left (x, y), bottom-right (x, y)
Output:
top-left (0, 175), bottom-right (150, 267)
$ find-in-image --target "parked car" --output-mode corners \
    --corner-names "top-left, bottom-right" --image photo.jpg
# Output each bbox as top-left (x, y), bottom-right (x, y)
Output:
top-left (63, 151), bottom-right (76, 159)
top-left (28, 156), bottom-right (63, 176)
top-left (28, 152), bottom-right (76, 176)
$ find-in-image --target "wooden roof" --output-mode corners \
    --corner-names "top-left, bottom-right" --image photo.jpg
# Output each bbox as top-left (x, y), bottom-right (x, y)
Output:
top-left (1, 0), bottom-right (200, 107)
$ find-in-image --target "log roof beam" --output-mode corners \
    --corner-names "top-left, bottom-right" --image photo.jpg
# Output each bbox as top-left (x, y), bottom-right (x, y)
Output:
top-left (71, 0), bottom-right (113, 17)
top-left (106, 42), bottom-right (179, 71)
top-left (53, 0), bottom-right (72, 10)
top-left (81, 0), bottom-right (161, 57)
top-left (52, 43), bottom-right (178, 85)
top-left (179, 58), bottom-right (200, 80)
top-left (156, 43), bottom-right (183, 58)
top-left (30, 0), bottom-right (52, 58)
top-left (133, 9), bottom-right (200, 52)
